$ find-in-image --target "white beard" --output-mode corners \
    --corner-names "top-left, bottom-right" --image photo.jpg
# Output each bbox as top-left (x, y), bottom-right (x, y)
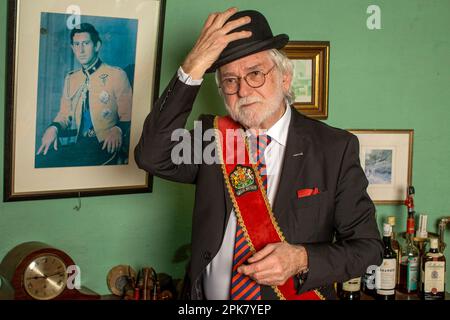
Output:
top-left (224, 89), bottom-right (285, 129)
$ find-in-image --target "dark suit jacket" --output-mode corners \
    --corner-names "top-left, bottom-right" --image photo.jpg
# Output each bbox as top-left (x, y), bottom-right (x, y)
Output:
top-left (135, 74), bottom-right (383, 300)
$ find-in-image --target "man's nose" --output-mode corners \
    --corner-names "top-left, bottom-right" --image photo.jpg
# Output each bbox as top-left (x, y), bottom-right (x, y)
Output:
top-left (237, 79), bottom-right (254, 97)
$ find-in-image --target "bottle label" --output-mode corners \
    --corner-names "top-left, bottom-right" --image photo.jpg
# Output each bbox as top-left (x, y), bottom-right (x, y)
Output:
top-left (343, 277), bottom-right (361, 292)
top-left (377, 258), bottom-right (396, 290)
top-left (424, 261), bottom-right (445, 293)
top-left (407, 218), bottom-right (415, 234)
top-left (406, 257), bottom-right (419, 291)
top-left (376, 289), bottom-right (395, 295)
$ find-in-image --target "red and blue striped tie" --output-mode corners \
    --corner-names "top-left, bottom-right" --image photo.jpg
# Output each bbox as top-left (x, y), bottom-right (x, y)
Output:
top-left (230, 135), bottom-right (271, 300)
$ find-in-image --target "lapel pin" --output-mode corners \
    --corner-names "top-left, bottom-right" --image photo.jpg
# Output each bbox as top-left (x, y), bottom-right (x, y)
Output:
top-left (293, 152), bottom-right (304, 157)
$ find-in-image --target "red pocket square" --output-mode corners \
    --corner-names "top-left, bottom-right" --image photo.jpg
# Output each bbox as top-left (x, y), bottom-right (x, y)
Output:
top-left (297, 187), bottom-right (320, 198)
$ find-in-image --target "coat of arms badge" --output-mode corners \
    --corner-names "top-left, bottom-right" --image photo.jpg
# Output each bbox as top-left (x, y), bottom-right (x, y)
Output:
top-left (229, 165), bottom-right (258, 196)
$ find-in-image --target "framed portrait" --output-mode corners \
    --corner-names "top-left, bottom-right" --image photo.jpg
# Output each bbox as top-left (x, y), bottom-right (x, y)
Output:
top-left (349, 130), bottom-right (414, 205)
top-left (4, 0), bottom-right (166, 201)
top-left (282, 41), bottom-right (330, 119)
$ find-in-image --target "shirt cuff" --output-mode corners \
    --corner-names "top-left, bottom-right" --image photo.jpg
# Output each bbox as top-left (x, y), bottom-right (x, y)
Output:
top-left (177, 66), bottom-right (204, 86)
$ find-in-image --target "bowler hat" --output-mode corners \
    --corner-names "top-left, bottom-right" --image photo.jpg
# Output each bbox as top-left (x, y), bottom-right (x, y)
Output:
top-left (206, 10), bottom-right (289, 73)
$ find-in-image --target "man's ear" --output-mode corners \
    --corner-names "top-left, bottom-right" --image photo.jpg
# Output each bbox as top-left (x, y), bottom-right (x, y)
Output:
top-left (95, 41), bottom-right (102, 53)
top-left (282, 72), bottom-right (292, 94)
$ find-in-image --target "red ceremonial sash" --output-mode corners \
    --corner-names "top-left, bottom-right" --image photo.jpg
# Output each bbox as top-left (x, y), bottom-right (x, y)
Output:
top-left (214, 116), bottom-right (324, 300)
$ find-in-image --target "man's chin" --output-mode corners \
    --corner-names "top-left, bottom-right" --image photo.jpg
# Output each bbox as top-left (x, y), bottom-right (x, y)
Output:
top-left (237, 113), bottom-right (263, 129)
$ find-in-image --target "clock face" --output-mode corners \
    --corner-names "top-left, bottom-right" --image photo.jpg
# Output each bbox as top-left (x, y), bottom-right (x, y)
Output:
top-left (23, 255), bottom-right (68, 300)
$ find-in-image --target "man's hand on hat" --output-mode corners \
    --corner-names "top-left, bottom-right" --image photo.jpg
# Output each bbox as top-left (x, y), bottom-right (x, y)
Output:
top-left (237, 242), bottom-right (308, 286)
top-left (181, 7), bottom-right (252, 80)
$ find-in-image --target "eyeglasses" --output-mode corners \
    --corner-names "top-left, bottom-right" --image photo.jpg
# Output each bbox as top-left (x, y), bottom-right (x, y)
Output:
top-left (219, 65), bottom-right (276, 95)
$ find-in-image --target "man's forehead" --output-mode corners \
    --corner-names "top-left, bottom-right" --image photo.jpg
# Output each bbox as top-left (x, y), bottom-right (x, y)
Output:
top-left (219, 51), bottom-right (272, 75)
top-left (73, 32), bottom-right (92, 41)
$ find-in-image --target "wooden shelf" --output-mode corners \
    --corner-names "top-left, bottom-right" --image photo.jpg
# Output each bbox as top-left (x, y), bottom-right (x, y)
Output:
top-left (361, 290), bottom-right (450, 300)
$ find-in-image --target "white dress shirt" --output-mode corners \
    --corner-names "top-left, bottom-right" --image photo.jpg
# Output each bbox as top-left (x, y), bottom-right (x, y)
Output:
top-left (177, 67), bottom-right (291, 299)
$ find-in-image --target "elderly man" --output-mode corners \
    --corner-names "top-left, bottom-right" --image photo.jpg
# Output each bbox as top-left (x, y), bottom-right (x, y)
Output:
top-left (135, 8), bottom-right (383, 300)
top-left (36, 23), bottom-right (132, 168)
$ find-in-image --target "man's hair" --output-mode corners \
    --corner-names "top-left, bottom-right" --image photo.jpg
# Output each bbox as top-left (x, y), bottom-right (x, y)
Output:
top-left (215, 49), bottom-right (295, 105)
top-left (70, 23), bottom-right (102, 45)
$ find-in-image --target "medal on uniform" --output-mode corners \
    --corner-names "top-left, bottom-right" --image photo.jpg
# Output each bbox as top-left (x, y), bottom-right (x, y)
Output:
top-left (99, 91), bottom-right (110, 104)
top-left (101, 108), bottom-right (112, 118)
top-left (100, 74), bottom-right (109, 85)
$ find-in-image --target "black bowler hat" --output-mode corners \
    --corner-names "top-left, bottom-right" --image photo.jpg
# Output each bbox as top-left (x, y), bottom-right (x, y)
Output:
top-left (206, 10), bottom-right (289, 73)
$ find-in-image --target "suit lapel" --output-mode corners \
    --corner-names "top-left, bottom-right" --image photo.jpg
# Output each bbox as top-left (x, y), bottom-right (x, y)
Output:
top-left (272, 108), bottom-right (312, 220)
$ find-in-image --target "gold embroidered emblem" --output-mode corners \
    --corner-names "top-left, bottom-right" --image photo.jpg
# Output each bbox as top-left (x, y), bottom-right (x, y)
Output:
top-left (229, 165), bottom-right (258, 196)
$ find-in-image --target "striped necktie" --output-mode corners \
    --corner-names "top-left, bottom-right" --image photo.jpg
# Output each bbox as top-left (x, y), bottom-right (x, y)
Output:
top-left (230, 134), bottom-right (271, 300)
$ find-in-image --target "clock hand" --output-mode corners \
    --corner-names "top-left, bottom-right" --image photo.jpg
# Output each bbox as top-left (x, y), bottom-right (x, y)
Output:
top-left (26, 271), bottom-right (64, 280)
top-left (46, 272), bottom-right (66, 278)
top-left (26, 275), bottom-right (46, 280)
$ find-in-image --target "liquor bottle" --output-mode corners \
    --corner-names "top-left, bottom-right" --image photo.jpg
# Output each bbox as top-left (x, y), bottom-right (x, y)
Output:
top-left (421, 238), bottom-right (446, 300)
top-left (399, 186), bottom-right (420, 294)
top-left (404, 186), bottom-right (416, 228)
top-left (337, 277), bottom-right (361, 300)
top-left (387, 216), bottom-right (401, 287)
top-left (376, 223), bottom-right (397, 300)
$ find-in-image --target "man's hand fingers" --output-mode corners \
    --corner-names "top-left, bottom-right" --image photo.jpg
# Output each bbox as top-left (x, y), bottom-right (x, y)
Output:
top-left (224, 30), bottom-right (252, 44)
top-left (211, 7), bottom-right (238, 29)
top-left (252, 269), bottom-right (278, 284)
top-left (53, 139), bottom-right (58, 151)
top-left (43, 144), bottom-right (50, 156)
top-left (237, 262), bottom-right (260, 276)
top-left (102, 140), bottom-right (107, 150)
top-left (37, 145), bottom-right (44, 155)
top-left (202, 12), bottom-right (219, 31)
top-left (247, 244), bottom-right (276, 264)
top-left (221, 16), bottom-right (251, 35)
top-left (238, 255), bottom-right (274, 275)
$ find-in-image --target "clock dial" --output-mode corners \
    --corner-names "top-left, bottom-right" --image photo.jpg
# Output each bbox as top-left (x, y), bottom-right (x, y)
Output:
top-left (23, 255), bottom-right (68, 300)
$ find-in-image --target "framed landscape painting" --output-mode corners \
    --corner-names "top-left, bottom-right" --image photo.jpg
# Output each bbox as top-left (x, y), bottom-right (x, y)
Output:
top-left (349, 130), bottom-right (414, 205)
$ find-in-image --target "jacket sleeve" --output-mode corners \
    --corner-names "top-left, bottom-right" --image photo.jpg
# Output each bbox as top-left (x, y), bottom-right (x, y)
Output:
top-left (298, 134), bottom-right (383, 293)
top-left (115, 68), bottom-right (133, 122)
top-left (134, 73), bottom-right (202, 184)
top-left (53, 74), bottom-right (72, 130)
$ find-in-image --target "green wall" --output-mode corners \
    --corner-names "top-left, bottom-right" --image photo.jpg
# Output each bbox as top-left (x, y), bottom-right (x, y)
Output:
top-left (1, 0), bottom-right (449, 295)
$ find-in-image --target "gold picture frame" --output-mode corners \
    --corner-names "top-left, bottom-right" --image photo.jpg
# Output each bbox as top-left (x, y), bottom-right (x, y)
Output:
top-left (348, 129), bottom-right (414, 205)
top-left (282, 41), bottom-right (330, 119)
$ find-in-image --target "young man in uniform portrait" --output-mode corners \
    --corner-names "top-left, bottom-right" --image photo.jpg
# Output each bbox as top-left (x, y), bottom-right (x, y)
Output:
top-left (36, 23), bottom-right (132, 168)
